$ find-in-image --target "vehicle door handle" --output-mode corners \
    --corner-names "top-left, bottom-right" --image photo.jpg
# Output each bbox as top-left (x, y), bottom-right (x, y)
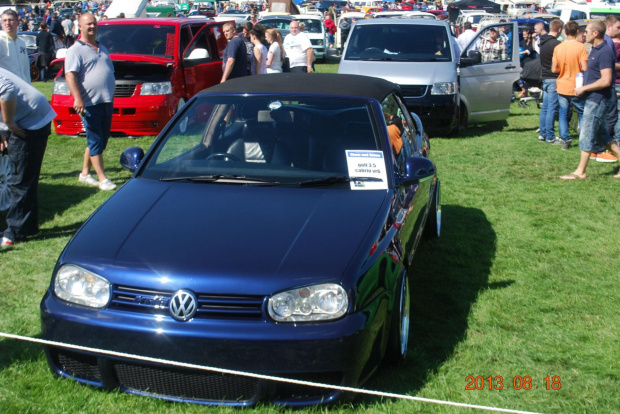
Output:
top-left (505, 65), bottom-right (517, 70)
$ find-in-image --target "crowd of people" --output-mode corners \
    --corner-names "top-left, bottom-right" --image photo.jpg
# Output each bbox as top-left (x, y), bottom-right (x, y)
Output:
top-left (221, 19), bottom-right (316, 81)
top-left (455, 15), bottom-right (620, 178)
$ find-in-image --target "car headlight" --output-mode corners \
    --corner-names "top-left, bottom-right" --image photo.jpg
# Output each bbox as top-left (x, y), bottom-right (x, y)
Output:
top-left (53, 81), bottom-right (70, 95)
top-left (268, 283), bottom-right (348, 322)
top-left (316, 40), bottom-right (324, 46)
top-left (140, 81), bottom-right (172, 95)
top-left (54, 264), bottom-right (110, 308)
top-left (431, 82), bottom-right (457, 95)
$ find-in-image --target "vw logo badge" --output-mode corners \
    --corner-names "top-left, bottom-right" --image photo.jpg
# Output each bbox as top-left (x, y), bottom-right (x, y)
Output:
top-left (169, 290), bottom-right (197, 321)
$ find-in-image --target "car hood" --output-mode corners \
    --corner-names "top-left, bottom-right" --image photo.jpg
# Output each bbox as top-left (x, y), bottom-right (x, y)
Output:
top-left (108, 53), bottom-right (174, 65)
top-left (339, 60), bottom-right (456, 86)
top-left (49, 54), bottom-right (174, 70)
top-left (62, 179), bottom-right (390, 294)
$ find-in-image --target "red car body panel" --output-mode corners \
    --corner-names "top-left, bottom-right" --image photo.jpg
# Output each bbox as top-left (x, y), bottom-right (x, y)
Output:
top-left (51, 18), bottom-right (227, 136)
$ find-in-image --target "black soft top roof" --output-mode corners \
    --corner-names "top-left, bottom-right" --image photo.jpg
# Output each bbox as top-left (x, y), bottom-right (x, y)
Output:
top-left (201, 74), bottom-right (400, 102)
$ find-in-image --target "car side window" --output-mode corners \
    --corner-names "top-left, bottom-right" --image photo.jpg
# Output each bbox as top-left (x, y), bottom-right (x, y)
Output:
top-left (184, 28), bottom-right (212, 61)
top-left (381, 94), bottom-right (411, 174)
top-left (475, 25), bottom-right (510, 63)
top-left (180, 26), bottom-right (193, 56)
top-left (211, 25), bottom-right (227, 60)
top-left (394, 95), bottom-right (418, 155)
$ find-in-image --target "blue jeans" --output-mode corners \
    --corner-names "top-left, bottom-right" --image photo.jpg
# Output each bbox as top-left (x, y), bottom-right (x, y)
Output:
top-left (558, 94), bottom-right (584, 142)
top-left (539, 79), bottom-right (558, 141)
top-left (3, 123), bottom-right (50, 242)
top-left (614, 86), bottom-right (620, 140)
top-left (579, 98), bottom-right (614, 152)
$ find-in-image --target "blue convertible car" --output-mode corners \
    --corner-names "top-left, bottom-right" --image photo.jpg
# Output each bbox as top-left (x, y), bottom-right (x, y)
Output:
top-left (40, 74), bottom-right (441, 406)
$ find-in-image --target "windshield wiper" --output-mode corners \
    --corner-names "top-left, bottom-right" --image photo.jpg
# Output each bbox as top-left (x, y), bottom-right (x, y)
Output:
top-left (298, 176), bottom-right (383, 187)
top-left (160, 174), bottom-right (279, 185)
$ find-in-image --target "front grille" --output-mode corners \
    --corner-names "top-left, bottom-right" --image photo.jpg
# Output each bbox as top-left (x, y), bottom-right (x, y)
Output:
top-left (53, 349), bottom-right (102, 382)
top-left (273, 372), bottom-right (342, 401)
top-left (110, 285), bottom-right (264, 319)
top-left (114, 82), bottom-right (138, 98)
top-left (399, 85), bottom-right (428, 98)
top-left (114, 362), bottom-right (259, 403)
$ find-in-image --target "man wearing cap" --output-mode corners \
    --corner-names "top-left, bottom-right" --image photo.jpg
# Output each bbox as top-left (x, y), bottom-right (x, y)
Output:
top-left (478, 26), bottom-right (507, 62)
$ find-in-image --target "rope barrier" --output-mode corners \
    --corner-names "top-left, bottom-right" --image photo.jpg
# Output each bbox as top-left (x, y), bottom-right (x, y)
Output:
top-left (0, 331), bottom-right (542, 414)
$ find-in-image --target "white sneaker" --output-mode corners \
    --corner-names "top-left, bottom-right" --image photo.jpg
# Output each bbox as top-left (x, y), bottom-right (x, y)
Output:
top-left (99, 179), bottom-right (117, 191)
top-left (79, 173), bottom-right (99, 187)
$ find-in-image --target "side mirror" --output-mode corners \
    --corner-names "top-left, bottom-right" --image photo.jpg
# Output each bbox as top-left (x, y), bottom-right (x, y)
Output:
top-left (399, 157), bottom-right (436, 185)
top-left (120, 147), bottom-right (144, 172)
top-left (186, 48), bottom-right (209, 60)
top-left (460, 49), bottom-right (481, 66)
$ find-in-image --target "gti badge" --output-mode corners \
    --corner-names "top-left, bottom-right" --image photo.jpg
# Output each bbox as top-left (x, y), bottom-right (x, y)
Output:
top-left (169, 290), bottom-right (197, 321)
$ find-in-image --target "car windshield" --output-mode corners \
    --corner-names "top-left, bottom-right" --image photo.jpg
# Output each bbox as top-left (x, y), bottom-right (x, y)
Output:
top-left (297, 18), bottom-right (323, 33)
top-left (344, 24), bottom-right (453, 62)
top-left (222, 10), bottom-right (246, 14)
top-left (139, 95), bottom-right (383, 186)
top-left (18, 34), bottom-right (36, 49)
top-left (259, 19), bottom-right (292, 31)
top-left (97, 24), bottom-right (177, 58)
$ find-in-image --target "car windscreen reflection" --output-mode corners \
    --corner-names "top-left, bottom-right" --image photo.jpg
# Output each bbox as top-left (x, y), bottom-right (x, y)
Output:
top-left (140, 96), bottom-right (383, 186)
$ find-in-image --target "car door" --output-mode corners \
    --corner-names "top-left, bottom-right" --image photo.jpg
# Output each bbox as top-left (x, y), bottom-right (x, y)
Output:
top-left (382, 93), bottom-right (429, 262)
top-left (182, 22), bottom-right (226, 98)
top-left (458, 22), bottom-right (520, 124)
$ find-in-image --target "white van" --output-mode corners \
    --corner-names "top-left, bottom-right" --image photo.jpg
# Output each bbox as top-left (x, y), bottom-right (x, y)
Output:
top-left (338, 19), bottom-right (520, 135)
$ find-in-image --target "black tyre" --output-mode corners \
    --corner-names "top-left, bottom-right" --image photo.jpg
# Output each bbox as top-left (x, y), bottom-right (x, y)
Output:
top-left (423, 181), bottom-right (441, 239)
top-left (30, 64), bottom-right (40, 82)
top-left (385, 274), bottom-right (410, 364)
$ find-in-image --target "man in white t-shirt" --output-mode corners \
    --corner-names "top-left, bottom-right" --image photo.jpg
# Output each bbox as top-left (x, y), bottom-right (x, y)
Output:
top-left (457, 22), bottom-right (477, 54)
top-left (0, 10), bottom-right (31, 83)
top-left (283, 20), bottom-right (313, 73)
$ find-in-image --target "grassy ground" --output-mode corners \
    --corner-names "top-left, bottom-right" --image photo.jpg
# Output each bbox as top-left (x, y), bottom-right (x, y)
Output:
top-left (0, 71), bottom-right (618, 413)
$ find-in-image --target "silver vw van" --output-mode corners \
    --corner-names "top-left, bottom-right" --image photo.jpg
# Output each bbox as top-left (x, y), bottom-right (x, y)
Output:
top-left (338, 19), bottom-right (520, 135)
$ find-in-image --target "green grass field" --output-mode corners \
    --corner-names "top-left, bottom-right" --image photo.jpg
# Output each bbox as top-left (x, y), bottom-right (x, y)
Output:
top-left (0, 69), bottom-right (618, 413)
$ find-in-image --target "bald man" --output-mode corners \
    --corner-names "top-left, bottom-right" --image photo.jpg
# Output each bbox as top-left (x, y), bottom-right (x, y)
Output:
top-left (65, 13), bottom-right (116, 191)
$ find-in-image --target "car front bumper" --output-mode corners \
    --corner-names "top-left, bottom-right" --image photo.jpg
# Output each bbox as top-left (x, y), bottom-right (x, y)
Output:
top-left (51, 94), bottom-right (176, 136)
top-left (403, 93), bottom-right (459, 136)
top-left (40, 289), bottom-right (389, 407)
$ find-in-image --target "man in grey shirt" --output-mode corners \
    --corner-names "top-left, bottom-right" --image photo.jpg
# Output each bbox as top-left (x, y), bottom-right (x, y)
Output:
top-left (0, 68), bottom-right (56, 248)
top-left (65, 13), bottom-right (116, 191)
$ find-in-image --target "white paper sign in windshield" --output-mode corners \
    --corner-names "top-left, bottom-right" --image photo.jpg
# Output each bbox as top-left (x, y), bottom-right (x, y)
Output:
top-left (345, 150), bottom-right (389, 190)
